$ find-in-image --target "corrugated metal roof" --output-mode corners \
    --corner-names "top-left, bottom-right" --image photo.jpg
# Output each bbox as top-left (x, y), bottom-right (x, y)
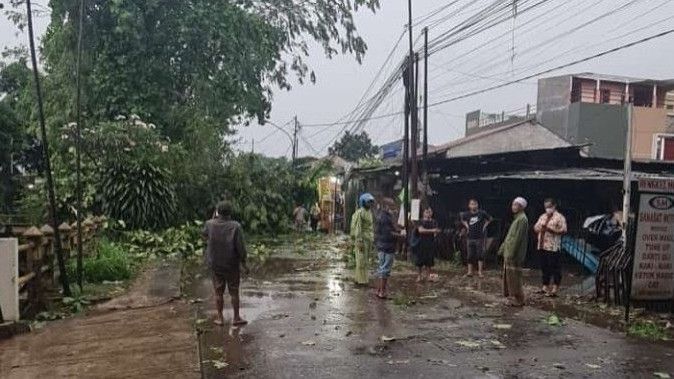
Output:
top-left (444, 168), bottom-right (674, 183)
top-left (430, 118), bottom-right (573, 158)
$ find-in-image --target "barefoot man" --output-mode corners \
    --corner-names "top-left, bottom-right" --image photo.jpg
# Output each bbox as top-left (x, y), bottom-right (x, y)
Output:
top-left (203, 201), bottom-right (249, 326)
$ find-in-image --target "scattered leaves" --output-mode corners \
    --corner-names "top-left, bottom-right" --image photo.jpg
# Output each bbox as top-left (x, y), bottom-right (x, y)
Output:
top-left (493, 324), bottom-right (512, 330)
top-left (490, 340), bottom-right (506, 349)
top-left (544, 314), bottom-right (563, 326)
top-left (209, 346), bottom-right (224, 354)
top-left (456, 340), bottom-right (481, 348)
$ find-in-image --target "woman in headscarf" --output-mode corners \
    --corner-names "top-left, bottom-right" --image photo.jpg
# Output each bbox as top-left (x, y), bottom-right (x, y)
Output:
top-left (498, 197), bottom-right (529, 307)
top-left (350, 193), bottom-right (375, 286)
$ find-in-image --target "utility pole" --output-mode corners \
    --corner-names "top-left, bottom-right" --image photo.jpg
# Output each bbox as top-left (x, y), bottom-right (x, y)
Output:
top-left (292, 115), bottom-right (299, 165)
top-left (251, 138), bottom-right (255, 154)
top-left (622, 103), bottom-right (634, 240)
top-left (26, 0), bottom-right (71, 296)
top-left (402, 58), bottom-right (411, 255)
top-left (422, 27), bottom-right (429, 199)
top-left (74, 0), bottom-right (85, 291)
top-left (407, 0), bottom-right (419, 200)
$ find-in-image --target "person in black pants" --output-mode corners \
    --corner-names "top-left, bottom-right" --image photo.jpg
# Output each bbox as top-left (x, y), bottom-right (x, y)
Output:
top-left (533, 198), bottom-right (568, 297)
top-left (460, 199), bottom-right (492, 278)
top-left (414, 207), bottom-right (441, 282)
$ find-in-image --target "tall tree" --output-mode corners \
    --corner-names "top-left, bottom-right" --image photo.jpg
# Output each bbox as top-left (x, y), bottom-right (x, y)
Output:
top-left (328, 130), bottom-right (379, 162)
top-left (41, 0), bottom-right (379, 140)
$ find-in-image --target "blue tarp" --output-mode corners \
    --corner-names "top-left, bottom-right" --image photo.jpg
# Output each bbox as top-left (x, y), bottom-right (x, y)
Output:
top-left (561, 235), bottom-right (599, 274)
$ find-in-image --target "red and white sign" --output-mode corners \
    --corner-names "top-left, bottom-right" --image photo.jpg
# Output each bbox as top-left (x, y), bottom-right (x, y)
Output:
top-left (631, 190), bottom-right (674, 300)
top-left (639, 178), bottom-right (674, 194)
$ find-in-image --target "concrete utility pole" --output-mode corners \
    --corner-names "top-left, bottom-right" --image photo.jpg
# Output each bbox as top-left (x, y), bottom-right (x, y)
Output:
top-left (622, 103), bottom-right (634, 240)
top-left (407, 0), bottom-right (419, 200)
top-left (402, 58), bottom-right (411, 240)
top-left (422, 27), bottom-right (429, 196)
top-left (292, 116), bottom-right (299, 165)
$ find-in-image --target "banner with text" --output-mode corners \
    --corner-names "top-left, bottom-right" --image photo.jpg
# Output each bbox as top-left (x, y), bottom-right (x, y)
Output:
top-left (631, 179), bottom-right (674, 300)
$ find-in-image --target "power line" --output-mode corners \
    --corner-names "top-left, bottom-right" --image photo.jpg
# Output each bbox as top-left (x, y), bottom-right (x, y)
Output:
top-left (434, 0), bottom-right (670, 97)
top-left (427, 28), bottom-right (674, 108)
top-left (301, 28), bottom-right (674, 127)
top-left (436, 0), bottom-right (640, 87)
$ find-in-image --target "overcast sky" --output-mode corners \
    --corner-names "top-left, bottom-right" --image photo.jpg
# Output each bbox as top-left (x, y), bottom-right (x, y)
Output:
top-left (3, 0), bottom-right (674, 158)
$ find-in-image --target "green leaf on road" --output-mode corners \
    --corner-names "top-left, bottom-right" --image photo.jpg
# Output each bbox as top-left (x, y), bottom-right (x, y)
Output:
top-left (456, 340), bottom-right (481, 348)
top-left (544, 314), bottom-right (563, 326)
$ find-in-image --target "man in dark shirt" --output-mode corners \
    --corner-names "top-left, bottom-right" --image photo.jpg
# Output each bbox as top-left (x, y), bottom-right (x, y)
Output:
top-left (375, 198), bottom-right (400, 299)
top-left (202, 201), bottom-right (249, 326)
top-left (461, 199), bottom-right (493, 278)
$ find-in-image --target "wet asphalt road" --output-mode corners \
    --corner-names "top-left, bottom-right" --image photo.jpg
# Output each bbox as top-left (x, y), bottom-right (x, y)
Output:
top-left (190, 236), bottom-right (674, 378)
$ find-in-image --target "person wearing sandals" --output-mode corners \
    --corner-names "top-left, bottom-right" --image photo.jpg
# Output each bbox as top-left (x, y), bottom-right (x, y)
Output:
top-left (498, 197), bottom-right (529, 307)
top-left (414, 207), bottom-right (441, 282)
top-left (461, 199), bottom-right (493, 278)
top-left (533, 198), bottom-right (567, 297)
top-left (375, 198), bottom-right (400, 299)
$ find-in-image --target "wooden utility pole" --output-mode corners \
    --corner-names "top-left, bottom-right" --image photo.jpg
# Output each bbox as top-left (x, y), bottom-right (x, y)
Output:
top-left (407, 0), bottom-right (419, 200)
top-left (422, 27), bottom-right (429, 198)
top-left (622, 103), bottom-right (634, 240)
top-left (26, 0), bottom-right (71, 296)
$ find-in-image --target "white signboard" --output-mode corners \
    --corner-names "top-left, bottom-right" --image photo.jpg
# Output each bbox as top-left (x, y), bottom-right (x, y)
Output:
top-left (631, 191), bottom-right (674, 300)
top-left (0, 238), bottom-right (20, 321)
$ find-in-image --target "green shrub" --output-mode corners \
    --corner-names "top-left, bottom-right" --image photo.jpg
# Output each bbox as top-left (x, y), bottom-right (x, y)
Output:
top-left (68, 240), bottom-right (133, 283)
top-left (121, 221), bottom-right (205, 259)
top-left (101, 161), bottom-right (177, 230)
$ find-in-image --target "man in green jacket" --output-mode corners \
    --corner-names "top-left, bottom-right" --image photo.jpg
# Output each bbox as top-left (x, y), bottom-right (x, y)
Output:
top-left (498, 197), bottom-right (529, 307)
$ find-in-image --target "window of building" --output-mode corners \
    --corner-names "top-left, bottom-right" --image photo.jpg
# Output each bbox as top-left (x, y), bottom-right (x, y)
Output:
top-left (654, 134), bottom-right (674, 161)
top-left (600, 89), bottom-right (611, 104)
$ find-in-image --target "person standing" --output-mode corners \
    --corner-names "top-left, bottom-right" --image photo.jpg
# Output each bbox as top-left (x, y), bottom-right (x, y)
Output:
top-left (375, 198), bottom-right (400, 299)
top-left (293, 203), bottom-right (308, 232)
top-left (534, 198), bottom-right (568, 297)
top-left (461, 199), bottom-right (493, 278)
top-left (498, 197), bottom-right (529, 307)
top-left (310, 202), bottom-right (321, 231)
top-left (414, 207), bottom-right (441, 282)
top-left (350, 193), bottom-right (375, 286)
top-left (202, 201), bottom-right (249, 326)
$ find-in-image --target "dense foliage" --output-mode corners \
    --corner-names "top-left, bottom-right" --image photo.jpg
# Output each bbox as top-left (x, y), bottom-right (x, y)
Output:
top-left (2, 0), bottom-right (377, 234)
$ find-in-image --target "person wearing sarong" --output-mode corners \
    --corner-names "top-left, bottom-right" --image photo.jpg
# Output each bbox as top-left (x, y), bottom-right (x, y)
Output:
top-left (350, 193), bottom-right (375, 286)
top-left (498, 197), bottom-right (529, 307)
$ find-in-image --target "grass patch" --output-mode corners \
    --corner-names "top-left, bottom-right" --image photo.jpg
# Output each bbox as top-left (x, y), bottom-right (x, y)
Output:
top-left (628, 321), bottom-right (668, 340)
top-left (392, 293), bottom-right (416, 308)
top-left (67, 239), bottom-right (133, 283)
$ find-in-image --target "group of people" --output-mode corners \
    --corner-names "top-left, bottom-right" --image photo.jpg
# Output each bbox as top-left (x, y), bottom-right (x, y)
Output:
top-left (200, 194), bottom-right (568, 326)
top-left (350, 194), bottom-right (568, 307)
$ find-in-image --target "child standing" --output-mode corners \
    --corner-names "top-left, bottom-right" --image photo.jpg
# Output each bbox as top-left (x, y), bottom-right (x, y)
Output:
top-left (414, 207), bottom-right (441, 282)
